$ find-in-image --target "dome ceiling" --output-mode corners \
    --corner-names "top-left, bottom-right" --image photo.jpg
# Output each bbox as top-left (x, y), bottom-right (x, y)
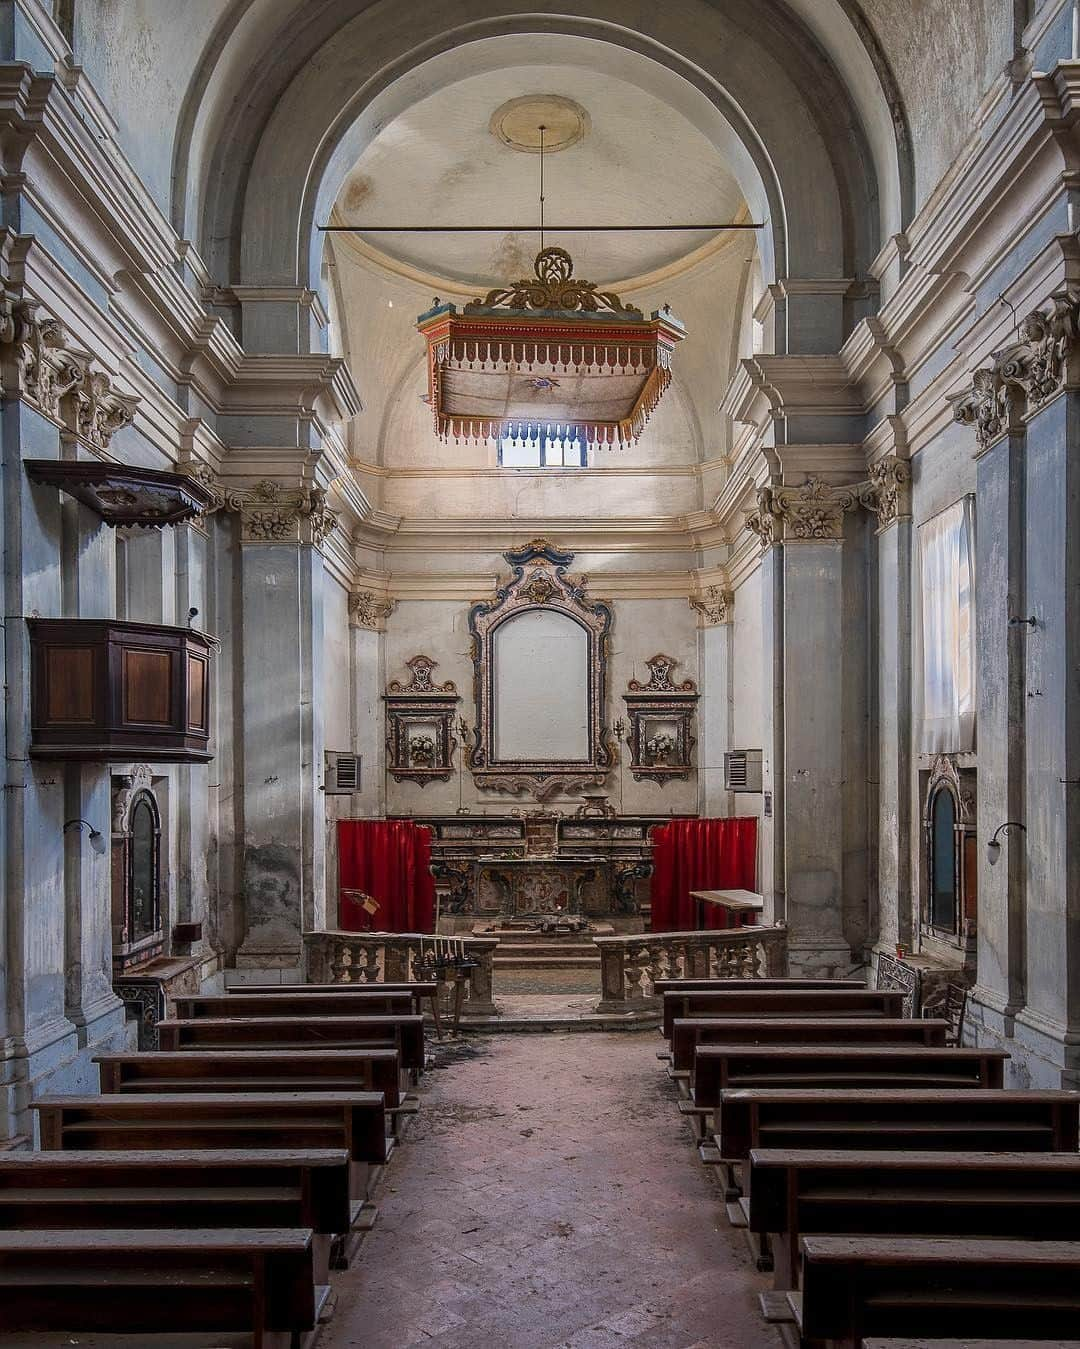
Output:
top-left (331, 62), bottom-right (747, 289)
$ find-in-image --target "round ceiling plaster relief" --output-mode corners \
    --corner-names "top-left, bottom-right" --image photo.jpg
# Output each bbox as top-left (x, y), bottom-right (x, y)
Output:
top-left (489, 95), bottom-right (590, 154)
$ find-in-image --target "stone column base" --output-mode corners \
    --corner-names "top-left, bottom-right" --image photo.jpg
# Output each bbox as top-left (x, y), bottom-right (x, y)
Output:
top-left (786, 940), bottom-right (856, 979)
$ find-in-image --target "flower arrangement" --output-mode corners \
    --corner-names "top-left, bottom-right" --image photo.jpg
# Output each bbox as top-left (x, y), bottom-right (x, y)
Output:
top-left (644, 731), bottom-right (678, 764)
top-left (409, 734), bottom-right (436, 766)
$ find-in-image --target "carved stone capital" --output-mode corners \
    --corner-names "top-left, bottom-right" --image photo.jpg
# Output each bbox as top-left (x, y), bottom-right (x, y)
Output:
top-left (858, 454), bottom-right (912, 530)
top-left (349, 590), bottom-right (395, 631)
top-left (688, 585), bottom-right (733, 626)
top-left (227, 478), bottom-right (338, 549)
top-left (0, 293), bottom-right (139, 448)
top-left (951, 287), bottom-right (1080, 450)
top-left (747, 476), bottom-right (858, 545)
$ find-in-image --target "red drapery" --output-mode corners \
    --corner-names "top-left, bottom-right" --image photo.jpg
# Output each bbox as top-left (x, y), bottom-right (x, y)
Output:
top-left (337, 820), bottom-right (435, 933)
top-left (650, 817), bottom-right (758, 932)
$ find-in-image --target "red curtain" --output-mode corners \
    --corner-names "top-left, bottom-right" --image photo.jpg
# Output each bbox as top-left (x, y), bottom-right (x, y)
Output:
top-left (337, 820), bottom-right (435, 933)
top-left (650, 817), bottom-right (758, 933)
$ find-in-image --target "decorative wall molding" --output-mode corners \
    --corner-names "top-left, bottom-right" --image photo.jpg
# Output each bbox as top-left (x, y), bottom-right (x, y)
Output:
top-left (384, 655), bottom-right (460, 786)
top-left (622, 655), bottom-right (699, 786)
top-left (688, 585), bottom-right (733, 626)
top-left (181, 476), bottom-right (339, 548)
top-left (349, 590), bottom-right (395, 631)
top-left (468, 539), bottom-right (614, 799)
top-left (950, 287), bottom-right (1080, 450)
top-left (0, 294), bottom-right (139, 448)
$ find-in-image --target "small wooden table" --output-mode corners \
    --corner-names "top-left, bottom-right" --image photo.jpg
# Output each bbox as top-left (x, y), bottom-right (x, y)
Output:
top-left (690, 889), bottom-right (764, 929)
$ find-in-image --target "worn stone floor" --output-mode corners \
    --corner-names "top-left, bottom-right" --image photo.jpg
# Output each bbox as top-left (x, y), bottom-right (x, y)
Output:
top-left (321, 1032), bottom-right (782, 1349)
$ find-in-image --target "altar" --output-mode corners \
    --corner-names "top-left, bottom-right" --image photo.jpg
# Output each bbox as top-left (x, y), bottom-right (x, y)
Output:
top-left (473, 855), bottom-right (608, 919)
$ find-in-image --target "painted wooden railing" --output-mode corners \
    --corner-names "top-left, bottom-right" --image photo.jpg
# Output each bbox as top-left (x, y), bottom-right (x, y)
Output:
top-left (304, 931), bottom-right (499, 1017)
top-left (592, 925), bottom-right (788, 1013)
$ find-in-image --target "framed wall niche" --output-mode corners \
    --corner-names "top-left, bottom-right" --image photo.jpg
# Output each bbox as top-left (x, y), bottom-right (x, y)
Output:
top-left (385, 655), bottom-right (460, 785)
top-left (920, 754), bottom-right (977, 958)
top-left (468, 540), bottom-right (614, 800)
top-left (622, 654), bottom-right (699, 785)
top-left (111, 764), bottom-right (164, 973)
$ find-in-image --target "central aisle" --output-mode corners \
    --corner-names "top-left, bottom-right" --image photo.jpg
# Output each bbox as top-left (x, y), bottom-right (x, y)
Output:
top-left (322, 1032), bottom-right (782, 1348)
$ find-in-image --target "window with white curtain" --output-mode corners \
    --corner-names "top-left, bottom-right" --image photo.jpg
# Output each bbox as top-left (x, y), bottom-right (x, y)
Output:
top-left (917, 496), bottom-right (976, 753)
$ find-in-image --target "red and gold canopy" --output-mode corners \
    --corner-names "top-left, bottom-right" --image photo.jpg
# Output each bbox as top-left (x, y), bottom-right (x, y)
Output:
top-left (417, 247), bottom-right (685, 448)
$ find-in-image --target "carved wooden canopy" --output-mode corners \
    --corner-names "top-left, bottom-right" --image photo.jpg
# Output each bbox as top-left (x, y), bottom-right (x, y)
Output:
top-left (417, 248), bottom-right (685, 448)
top-left (26, 460), bottom-right (216, 528)
top-left (468, 540), bottom-right (613, 801)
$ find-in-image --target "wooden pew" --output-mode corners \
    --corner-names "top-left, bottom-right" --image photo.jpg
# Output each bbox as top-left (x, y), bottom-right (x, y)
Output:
top-left (716, 1088), bottom-right (1080, 1167)
top-left (654, 978), bottom-right (865, 996)
top-left (863, 1341), bottom-right (1080, 1348)
top-left (175, 990), bottom-right (415, 1020)
top-left (0, 1227), bottom-right (317, 1349)
top-left (794, 1236), bottom-right (1080, 1347)
top-left (95, 1047), bottom-right (417, 1137)
top-left (97, 1046), bottom-right (403, 1102)
top-left (748, 1148), bottom-right (1080, 1294)
top-left (694, 1044), bottom-right (1007, 1114)
top-left (157, 1012), bottom-right (425, 1079)
top-left (230, 981), bottom-right (438, 1017)
top-left (670, 1017), bottom-right (949, 1076)
top-left (33, 1092), bottom-right (389, 1206)
top-left (0, 1148), bottom-right (348, 1286)
top-left (661, 987), bottom-right (904, 1040)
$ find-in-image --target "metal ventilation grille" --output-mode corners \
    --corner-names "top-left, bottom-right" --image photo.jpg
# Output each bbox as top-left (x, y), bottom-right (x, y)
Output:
top-left (325, 751), bottom-right (361, 794)
top-left (724, 749), bottom-right (762, 793)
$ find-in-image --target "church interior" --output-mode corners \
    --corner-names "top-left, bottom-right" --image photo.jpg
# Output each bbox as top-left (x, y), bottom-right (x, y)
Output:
top-left (2, 0), bottom-right (1080, 1344)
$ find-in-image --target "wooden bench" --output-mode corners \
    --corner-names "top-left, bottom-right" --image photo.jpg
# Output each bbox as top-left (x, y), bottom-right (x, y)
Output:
top-left (716, 1088), bottom-right (1080, 1167)
top-left (749, 1148), bottom-right (1080, 1294)
top-left (33, 1092), bottom-right (389, 1205)
top-left (863, 1341), bottom-right (1080, 1348)
top-left (694, 1044), bottom-right (1007, 1110)
top-left (653, 978), bottom-right (865, 996)
top-left (661, 987), bottom-right (904, 1040)
top-left (0, 1148), bottom-right (349, 1285)
top-left (670, 1017), bottom-right (948, 1076)
top-left (175, 991), bottom-right (416, 1020)
top-left (95, 1047), bottom-right (415, 1128)
top-left (795, 1236), bottom-right (1080, 1347)
top-left (0, 1227), bottom-right (317, 1349)
top-left (157, 1013), bottom-right (425, 1078)
top-left (230, 981), bottom-right (438, 1017)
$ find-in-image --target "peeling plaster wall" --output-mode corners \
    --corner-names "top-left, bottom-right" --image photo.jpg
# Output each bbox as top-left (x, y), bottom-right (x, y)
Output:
top-left (859, 0), bottom-right (1014, 209)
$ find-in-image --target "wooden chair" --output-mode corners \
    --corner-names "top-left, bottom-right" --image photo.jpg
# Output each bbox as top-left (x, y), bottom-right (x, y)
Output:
top-left (923, 981), bottom-right (968, 1046)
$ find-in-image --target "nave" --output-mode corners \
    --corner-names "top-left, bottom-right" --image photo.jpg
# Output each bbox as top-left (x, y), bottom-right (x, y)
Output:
top-left (323, 1032), bottom-right (776, 1349)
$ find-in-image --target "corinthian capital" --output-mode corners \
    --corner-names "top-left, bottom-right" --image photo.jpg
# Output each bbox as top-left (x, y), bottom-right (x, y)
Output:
top-left (950, 287), bottom-right (1080, 450)
top-left (859, 455), bottom-right (911, 529)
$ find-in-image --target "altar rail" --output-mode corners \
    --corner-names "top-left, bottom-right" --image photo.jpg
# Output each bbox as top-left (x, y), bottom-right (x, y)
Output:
top-left (592, 926), bottom-right (788, 1013)
top-left (305, 932), bottom-right (499, 1017)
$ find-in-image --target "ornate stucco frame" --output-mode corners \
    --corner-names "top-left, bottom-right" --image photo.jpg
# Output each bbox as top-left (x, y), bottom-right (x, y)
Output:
top-left (468, 540), bottom-right (614, 800)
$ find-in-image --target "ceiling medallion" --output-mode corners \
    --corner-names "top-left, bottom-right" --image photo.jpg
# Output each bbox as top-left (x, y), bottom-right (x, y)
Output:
top-left (489, 95), bottom-right (590, 155)
top-left (417, 247), bottom-right (685, 448)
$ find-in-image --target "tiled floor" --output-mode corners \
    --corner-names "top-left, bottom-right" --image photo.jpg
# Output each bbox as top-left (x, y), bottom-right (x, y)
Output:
top-left (322, 1032), bottom-right (782, 1348)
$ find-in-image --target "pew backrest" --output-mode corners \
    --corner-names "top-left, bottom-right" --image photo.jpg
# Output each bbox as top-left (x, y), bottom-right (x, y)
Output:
top-left (693, 1045), bottom-right (1009, 1108)
top-left (0, 1227), bottom-right (316, 1338)
top-left (717, 1088), bottom-right (1080, 1161)
top-left (156, 1013), bottom-right (424, 1073)
top-left (175, 991), bottom-right (415, 1020)
top-left (95, 1048), bottom-right (403, 1107)
top-left (662, 987), bottom-right (903, 1039)
top-left (670, 1017), bottom-right (949, 1072)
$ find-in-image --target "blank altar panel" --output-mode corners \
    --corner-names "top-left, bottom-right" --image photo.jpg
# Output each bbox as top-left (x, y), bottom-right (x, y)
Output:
top-left (493, 610), bottom-right (589, 761)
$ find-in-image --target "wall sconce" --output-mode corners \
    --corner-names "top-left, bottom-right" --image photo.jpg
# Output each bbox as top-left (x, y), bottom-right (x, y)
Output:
top-left (64, 818), bottom-right (107, 856)
top-left (612, 718), bottom-right (627, 743)
top-left (987, 820), bottom-right (1026, 865)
